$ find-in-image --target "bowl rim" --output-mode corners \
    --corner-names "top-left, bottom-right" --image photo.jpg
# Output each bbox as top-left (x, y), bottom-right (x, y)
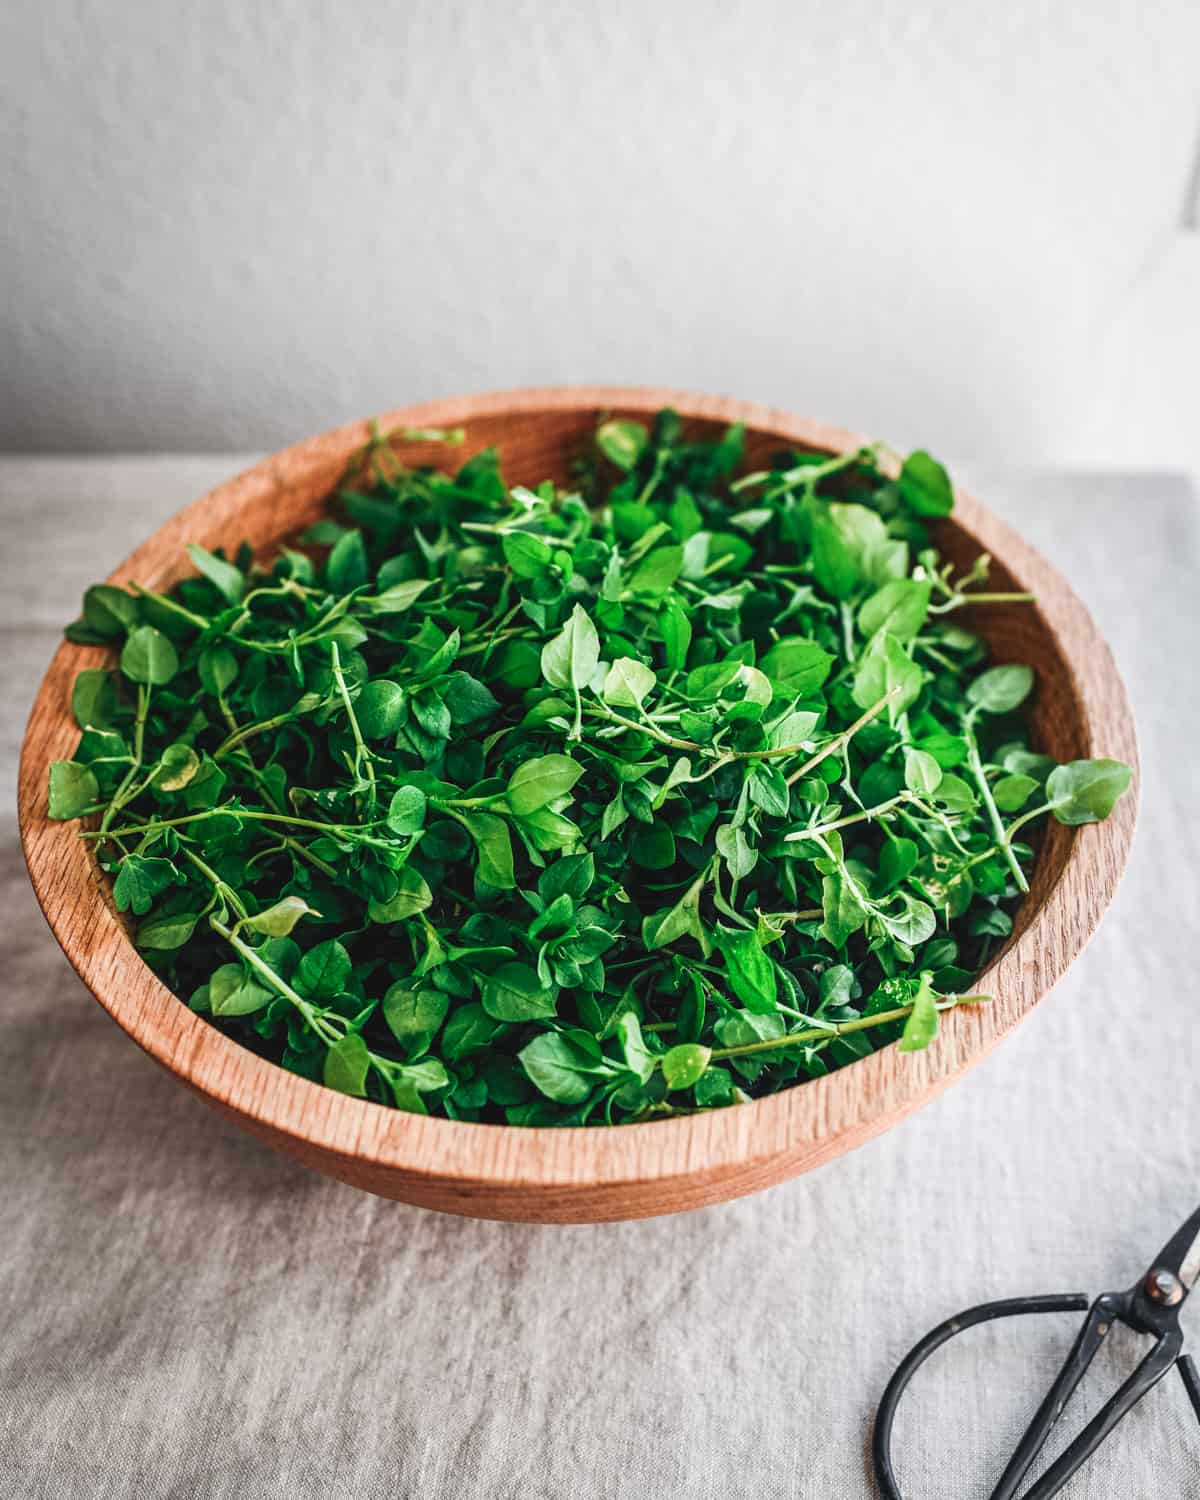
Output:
top-left (17, 386), bottom-right (1139, 1201)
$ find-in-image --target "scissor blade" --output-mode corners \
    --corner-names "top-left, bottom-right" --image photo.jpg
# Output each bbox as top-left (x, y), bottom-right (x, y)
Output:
top-left (1148, 1203), bottom-right (1200, 1295)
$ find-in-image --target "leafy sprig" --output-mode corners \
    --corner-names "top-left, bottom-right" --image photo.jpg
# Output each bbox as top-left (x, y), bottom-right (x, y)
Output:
top-left (48, 413), bottom-right (1132, 1124)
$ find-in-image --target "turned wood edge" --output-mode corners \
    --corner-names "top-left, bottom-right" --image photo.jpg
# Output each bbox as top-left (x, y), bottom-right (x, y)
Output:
top-left (16, 388), bottom-right (1140, 1215)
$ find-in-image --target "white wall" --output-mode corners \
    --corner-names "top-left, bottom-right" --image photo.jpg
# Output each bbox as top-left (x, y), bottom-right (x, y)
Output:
top-left (3, 0), bottom-right (1199, 468)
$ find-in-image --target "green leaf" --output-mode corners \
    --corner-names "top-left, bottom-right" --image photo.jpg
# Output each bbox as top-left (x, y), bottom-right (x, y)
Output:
top-left (967, 664), bottom-right (1034, 714)
top-left (243, 896), bottom-right (319, 937)
top-left (596, 418), bottom-right (648, 471)
top-left (661, 1043), bottom-right (711, 1091)
top-left (297, 939), bottom-right (352, 999)
top-left (641, 874), bottom-right (710, 954)
top-left (811, 502), bottom-right (887, 599)
top-left (602, 657), bottom-right (656, 708)
top-left (198, 645), bottom-right (239, 696)
top-left (482, 962), bottom-right (558, 1022)
top-left (47, 760), bottom-right (99, 820)
top-left (154, 742), bottom-right (200, 791)
top-left (386, 785), bottom-right (428, 834)
top-left (210, 963), bottom-right (273, 1018)
top-left (615, 1012), bottom-right (656, 1083)
top-left (859, 579), bottom-right (931, 642)
top-left (519, 1032), bottom-right (613, 1103)
top-left (759, 638), bottom-right (834, 695)
top-left (187, 543), bottom-right (245, 604)
top-left (326, 529), bottom-right (369, 592)
top-left (460, 811), bottom-right (516, 889)
top-left (659, 596), bottom-right (692, 671)
top-left (503, 531), bottom-right (554, 578)
top-left (540, 604), bottom-right (601, 693)
top-left (367, 867), bottom-right (433, 922)
top-left (716, 928), bottom-right (777, 1014)
top-left (1046, 759), bottom-right (1133, 826)
top-left (363, 578), bottom-right (433, 614)
top-left (852, 633), bottom-right (922, 721)
top-left (898, 972), bottom-right (939, 1050)
top-left (715, 824), bottom-right (757, 881)
top-left (324, 1033), bottom-right (370, 1096)
top-left (71, 669), bottom-right (119, 729)
top-left (112, 854), bottom-right (175, 914)
top-left (136, 910), bottom-right (200, 950)
top-left (382, 985), bottom-right (449, 1053)
top-left (356, 679), bottom-right (406, 738)
top-left (121, 626), bottom-right (179, 685)
top-left (903, 748), bottom-right (943, 797)
top-left (83, 584), bottom-right (139, 638)
top-left (506, 755), bottom-right (584, 815)
top-left (992, 772), bottom-right (1039, 812)
top-left (627, 545), bottom-right (684, 597)
top-left (820, 868), bottom-right (870, 948)
top-left (898, 451), bottom-right (954, 517)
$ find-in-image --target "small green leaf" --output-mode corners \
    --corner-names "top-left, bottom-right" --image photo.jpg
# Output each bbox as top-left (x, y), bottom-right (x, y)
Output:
top-left (540, 604), bottom-right (601, 693)
top-left (198, 645), bottom-right (239, 696)
top-left (659, 595), bottom-right (692, 671)
top-left (324, 1032), bottom-right (370, 1096)
top-left (155, 742), bottom-right (200, 791)
top-left (386, 785), bottom-right (428, 835)
top-left (967, 664), bottom-right (1034, 714)
top-left (627, 545), bottom-right (684, 597)
top-left (759, 638), bottom-right (834, 695)
top-left (506, 754), bottom-right (584, 816)
top-left (482, 962), bottom-right (558, 1022)
top-left (992, 772), bottom-right (1039, 812)
top-left (363, 578), bottom-right (433, 614)
top-left (48, 760), bottom-right (99, 820)
top-left (136, 910), bottom-right (200, 950)
top-left (519, 1032), bottom-right (613, 1103)
top-left (716, 928), bottom-right (777, 1014)
top-left (121, 626), bottom-right (179, 685)
top-left (502, 531), bottom-right (554, 578)
top-left (383, 985), bottom-right (449, 1053)
top-left (210, 964), bottom-right (273, 1018)
top-left (859, 579), bottom-right (932, 642)
top-left (596, 418), bottom-right (648, 471)
top-left (187, 543), bottom-right (245, 604)
top-left (460, 811), bottom-right (516, 889)
top-left (326, 529), bottom-right (369, 592)
top-left (904, 748), bottom-right (943, 797)
top-left (356, 679), bottom-right (406, 739)
top-left (367, 867), bottom-right (433, 922)
top-left (1046, 759), bottom-right (1133, 826)
top-left (602, 657), bottom-right (656, 708)
top-left (71, 669), bottom-right (119, 729)
top-left (898, 972), bottom-right (939, 1051)
top-left (243, 896), bottom-right (319, 937)
top-left (661, 1043), bottom-right (711, 1091)
top-left (83, 584), bottom-right (139, 638)
top-left (898, 451), bottom-right (954, 517)
top-left (853, 634), bottom-right (923, 721)
top-left (297, 939), bottom-right (352, 999)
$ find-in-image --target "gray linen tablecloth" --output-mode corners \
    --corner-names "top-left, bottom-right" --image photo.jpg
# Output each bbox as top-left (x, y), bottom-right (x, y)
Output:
top-left (1, 458), bottom-right (1197, 1499)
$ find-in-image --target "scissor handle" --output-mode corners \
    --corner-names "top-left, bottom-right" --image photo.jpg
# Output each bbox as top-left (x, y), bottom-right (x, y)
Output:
top-left (872, 1293), bottom-right (1089, 1500)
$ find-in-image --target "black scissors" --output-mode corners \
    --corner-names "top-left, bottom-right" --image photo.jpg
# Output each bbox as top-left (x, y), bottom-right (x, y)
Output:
top-left (873, 1203), bottom-right (1200, 1498)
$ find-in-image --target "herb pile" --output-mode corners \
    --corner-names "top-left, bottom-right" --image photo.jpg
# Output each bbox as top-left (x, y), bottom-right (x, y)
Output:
top-left (48, 413), bottom-right (1132, 1124)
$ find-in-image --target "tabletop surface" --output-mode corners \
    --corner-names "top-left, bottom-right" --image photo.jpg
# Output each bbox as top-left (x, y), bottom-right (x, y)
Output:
top-left (1, 457), bottom-right (1197, 1499)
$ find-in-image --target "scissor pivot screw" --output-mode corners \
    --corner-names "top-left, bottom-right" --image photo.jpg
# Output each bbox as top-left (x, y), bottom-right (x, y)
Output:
top-left (1146, 1268), bottom-right (1185, 1306)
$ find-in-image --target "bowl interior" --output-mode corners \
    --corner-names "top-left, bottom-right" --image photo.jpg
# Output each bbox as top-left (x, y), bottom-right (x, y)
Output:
top-left (123, 405), bottom-right (1083, 946)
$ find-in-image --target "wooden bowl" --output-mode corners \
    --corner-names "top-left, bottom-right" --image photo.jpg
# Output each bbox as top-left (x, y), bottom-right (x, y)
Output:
top-left (17, 389), bottom-right (1138, 1222)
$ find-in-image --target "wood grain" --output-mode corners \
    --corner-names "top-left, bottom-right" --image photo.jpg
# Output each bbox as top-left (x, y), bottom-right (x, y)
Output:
top-left (16, 389), bottom-right (1139, 1223)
